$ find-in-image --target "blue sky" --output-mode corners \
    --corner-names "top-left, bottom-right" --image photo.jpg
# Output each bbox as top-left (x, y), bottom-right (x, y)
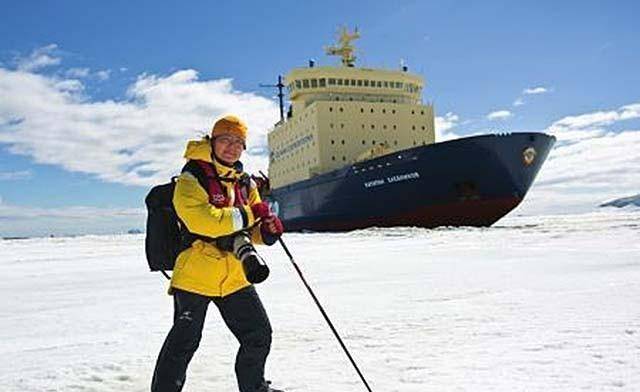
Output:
top-left (1, 0), bottom-right (639, 236)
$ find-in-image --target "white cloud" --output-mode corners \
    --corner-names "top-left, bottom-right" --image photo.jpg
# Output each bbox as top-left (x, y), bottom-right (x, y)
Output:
top-left (16, 44), bottom-right (61, 72)
top-left (66, 67), bottom-right (90, 78)
top-left (0, 170), bottom-right (32, 180)
top-left (513, 98), bottom-right (524, 107)
top-left (486, 110), bottom-right (513, 120)
top-left (546, 103), bottom-right (640, 142)
top-left (0, 65), bottom-right (279, 187)
top-left (523, 86), bottom-right (548, 95)
top-left (434, 112), bottom-right (460, 141)
top-left (65, 67), bottom-right (111, 81)
top-left (95, 69), bottom-right (111, 81)
top-left (516, 102), bottom-right (640, 215)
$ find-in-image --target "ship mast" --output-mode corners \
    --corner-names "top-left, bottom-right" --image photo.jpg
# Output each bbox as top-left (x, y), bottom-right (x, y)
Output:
top-left (324, 27), bottom-right (360, 67)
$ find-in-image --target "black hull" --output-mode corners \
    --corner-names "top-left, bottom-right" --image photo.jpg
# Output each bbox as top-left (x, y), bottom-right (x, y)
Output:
top-left (268, 133), bottom-right (555, 231)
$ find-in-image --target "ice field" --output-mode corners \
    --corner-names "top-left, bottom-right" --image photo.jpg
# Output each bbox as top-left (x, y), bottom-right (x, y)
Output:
top-left (1, 210), bottom-right (638, 392)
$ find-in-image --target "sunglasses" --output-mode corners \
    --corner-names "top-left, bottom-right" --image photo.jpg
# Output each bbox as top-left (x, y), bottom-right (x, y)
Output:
top-left (215, 135), bottom-right (246, 149)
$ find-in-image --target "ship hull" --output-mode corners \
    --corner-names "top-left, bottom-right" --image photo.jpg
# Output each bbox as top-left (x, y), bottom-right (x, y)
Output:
top-left (268, 133), bottom-right (555, 231)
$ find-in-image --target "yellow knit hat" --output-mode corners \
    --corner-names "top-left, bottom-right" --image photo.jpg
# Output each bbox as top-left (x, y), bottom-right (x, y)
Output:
top-left (211, 115), bottom-right (248, 143)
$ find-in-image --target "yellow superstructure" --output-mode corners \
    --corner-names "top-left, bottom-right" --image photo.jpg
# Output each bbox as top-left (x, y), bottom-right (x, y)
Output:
top-left (268, 28), bottom-right (435, 189)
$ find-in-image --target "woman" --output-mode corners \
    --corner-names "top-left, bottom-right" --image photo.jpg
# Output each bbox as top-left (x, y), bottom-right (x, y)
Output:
top-left (151, 115), bottom-right (284, 392)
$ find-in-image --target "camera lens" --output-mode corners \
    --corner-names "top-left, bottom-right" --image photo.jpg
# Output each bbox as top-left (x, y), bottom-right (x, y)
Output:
top-left (241, 254), bottom-right (270, 283)
top-left (232, 233), bottom-right (270, 284)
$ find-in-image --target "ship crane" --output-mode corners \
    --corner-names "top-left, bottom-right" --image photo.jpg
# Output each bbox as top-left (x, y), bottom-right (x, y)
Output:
top-left (324, 26), bottom-right (360, 67)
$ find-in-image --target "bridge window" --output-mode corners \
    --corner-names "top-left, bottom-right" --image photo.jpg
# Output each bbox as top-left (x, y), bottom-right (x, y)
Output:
top-left (383, 81), bottom-right (388, 88)
top-left (319, 78), bottom-right (326, 87)
top-left (350, 79), bottom-right (356, 86)
top-left (328, 78), bottom-right (336, 85)
top-left (302, 79), bottom-right (309, 88)
top-left (357, 80), bottom-right (363, 86)
top-left (377, 81), bottom-right (382, 87)
top-left (311, 79), bottom-right (318, 88)
top-left (295, 80), bottom-right (301, 89)
top-left (337, 79), bottom-right (343, 86)
top-left (364, 80), bottom-right (369, 87)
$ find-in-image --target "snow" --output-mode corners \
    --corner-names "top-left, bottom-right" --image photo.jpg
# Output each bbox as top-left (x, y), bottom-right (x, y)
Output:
top-left (1, 210), bottom-right (639, 392)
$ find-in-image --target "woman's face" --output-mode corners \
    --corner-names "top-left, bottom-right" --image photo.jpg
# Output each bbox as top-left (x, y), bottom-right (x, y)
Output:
top-left (213, 134), bottom-right (245, 164)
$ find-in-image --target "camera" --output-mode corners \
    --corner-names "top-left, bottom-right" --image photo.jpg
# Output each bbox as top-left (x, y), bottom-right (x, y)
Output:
top-left (216, 232), bottom-right (269, 283)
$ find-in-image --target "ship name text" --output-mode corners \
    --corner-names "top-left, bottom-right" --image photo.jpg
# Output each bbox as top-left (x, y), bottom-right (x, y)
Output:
top-left (271, 134), bottom-right (314, 160)
top-left (363, 171), bottom-right (420, 188)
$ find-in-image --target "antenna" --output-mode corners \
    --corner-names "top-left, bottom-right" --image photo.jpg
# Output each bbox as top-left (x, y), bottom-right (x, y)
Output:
top-left (324, 26), bottom-right (361, 67)
top-left (259, 75), bottom-right (285, 123)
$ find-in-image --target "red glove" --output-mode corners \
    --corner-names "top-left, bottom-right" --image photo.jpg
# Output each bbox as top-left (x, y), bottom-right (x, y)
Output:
top-left (250, 201), bottom-right (271, 220)
top-left (260, 215), bottom-right (284, 245)
top-left (262, 215), bottom-right (284, 235)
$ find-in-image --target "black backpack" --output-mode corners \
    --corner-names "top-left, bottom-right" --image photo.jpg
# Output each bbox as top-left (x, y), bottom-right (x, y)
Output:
top-left (144, 161), bottom-right (211, 278)
top-left (144, 178), bottom-right (184, 279)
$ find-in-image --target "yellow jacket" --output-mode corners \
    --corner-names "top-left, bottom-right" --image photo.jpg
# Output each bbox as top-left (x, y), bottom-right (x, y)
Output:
top-left (170, 138), bottom-right (267, 297)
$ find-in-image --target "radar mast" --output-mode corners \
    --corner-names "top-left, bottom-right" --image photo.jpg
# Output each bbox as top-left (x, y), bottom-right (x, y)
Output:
top-left (324, 26), bottom-right (360, 67)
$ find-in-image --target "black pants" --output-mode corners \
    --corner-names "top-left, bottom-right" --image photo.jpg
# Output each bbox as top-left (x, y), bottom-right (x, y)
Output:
top-left (151, 286), bottom-right (272, 392)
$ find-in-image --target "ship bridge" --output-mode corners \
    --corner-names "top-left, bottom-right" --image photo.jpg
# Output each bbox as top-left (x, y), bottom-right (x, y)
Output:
top-left (286, 66), bottom-right (424, 115)
top-left (268, 28), bottom-right (435, 189)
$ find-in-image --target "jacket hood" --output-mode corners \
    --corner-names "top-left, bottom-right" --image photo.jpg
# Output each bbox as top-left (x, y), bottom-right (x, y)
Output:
top-left (184, 138), bottom-right (214, 162)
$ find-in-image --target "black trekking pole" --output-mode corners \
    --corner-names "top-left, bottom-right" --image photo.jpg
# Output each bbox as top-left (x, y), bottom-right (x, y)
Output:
top-left (278, 237), bottom-right (374, 392)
